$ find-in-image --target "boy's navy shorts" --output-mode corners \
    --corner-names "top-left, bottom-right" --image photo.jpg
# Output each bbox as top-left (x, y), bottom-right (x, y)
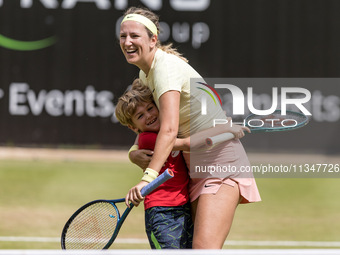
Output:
top-left (145, 203), bottom-right (193, 249)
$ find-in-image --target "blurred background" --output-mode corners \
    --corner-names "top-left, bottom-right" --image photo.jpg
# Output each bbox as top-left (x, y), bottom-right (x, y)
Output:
top-left (0, 0), bottom-right (339, 153)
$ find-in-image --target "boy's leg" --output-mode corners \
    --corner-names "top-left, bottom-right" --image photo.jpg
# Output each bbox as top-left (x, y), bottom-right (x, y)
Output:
top-left (145, 204), bottom-right (193, 249)
top-left (182, 202), bottom-right (194, 248)
top-left (145, 207), bottom-right (160, 249)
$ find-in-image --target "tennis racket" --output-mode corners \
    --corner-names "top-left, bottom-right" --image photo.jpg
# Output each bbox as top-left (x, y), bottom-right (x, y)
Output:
top-left (206, 110), bottom-right (309, 148)
top-left (61, 169), bottom-right (174, 250)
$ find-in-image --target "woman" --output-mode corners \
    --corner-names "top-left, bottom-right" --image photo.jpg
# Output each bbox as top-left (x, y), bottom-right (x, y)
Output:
top-left (119, 6), bottom-right (261, 249)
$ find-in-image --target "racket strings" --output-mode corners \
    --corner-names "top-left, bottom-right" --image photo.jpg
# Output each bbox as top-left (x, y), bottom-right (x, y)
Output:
top-left (64, 202), bottom-right (118, 249)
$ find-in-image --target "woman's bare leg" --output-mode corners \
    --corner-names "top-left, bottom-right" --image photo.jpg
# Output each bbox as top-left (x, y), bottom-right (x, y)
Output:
top-left (192, 183), bottom-right (240, 249)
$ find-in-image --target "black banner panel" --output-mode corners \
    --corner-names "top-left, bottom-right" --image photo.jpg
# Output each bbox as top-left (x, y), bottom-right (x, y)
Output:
top-left (0, 0), bottom-right (339, 153)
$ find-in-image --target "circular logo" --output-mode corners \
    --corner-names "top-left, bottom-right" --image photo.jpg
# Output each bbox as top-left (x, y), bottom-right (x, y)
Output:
top-left (171, 151), bottom-right (180, 158)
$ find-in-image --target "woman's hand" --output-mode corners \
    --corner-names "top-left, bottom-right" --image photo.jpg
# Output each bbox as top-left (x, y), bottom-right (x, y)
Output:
top-left (219, 117), bottom-right (251, 139)
top-left (229, 124), bottom-right (251, 139)
top-left (125, 181), bottom-right (149, 207)
top-left (129, 149), bottom-right (153, 170)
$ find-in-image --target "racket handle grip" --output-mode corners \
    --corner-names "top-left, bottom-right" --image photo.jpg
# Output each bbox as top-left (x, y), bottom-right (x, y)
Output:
top-left (141, 169), bottom-right (174, 197)
top-left (206, 133), bottom-right (235, 148)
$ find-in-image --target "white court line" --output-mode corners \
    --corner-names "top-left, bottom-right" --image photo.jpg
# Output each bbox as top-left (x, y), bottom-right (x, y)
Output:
top-left (1, 237), bottom-right (340, 247)
top-left (225, 240), bottom-right (340, 247)
top-left (1, 249), bottom-right (340, 255)
top-left (0, 237), bottom-right (147, 244)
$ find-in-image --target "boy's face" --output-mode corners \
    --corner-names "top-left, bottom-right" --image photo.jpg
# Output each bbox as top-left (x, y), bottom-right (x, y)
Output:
top-left (129, 101), bottom-right (160, 133)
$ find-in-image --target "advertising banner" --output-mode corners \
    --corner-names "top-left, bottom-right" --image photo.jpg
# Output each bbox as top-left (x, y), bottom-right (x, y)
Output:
top-left (0, 0), bottom-right (339, 153)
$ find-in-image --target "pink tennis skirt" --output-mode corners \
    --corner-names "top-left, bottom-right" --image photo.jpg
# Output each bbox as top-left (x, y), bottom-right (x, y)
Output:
top-left (183, 139), bottom-right (261, 203)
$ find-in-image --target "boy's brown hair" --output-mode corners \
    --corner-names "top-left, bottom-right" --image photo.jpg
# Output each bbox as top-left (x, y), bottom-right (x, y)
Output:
top-left (115, 78), bottom-right (154, 129)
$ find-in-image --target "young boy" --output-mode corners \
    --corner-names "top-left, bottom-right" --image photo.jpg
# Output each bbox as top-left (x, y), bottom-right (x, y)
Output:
top-left (115, 79), bottom-right (193, 249)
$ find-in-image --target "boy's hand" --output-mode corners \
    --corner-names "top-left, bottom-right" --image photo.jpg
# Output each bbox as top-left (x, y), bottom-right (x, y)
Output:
top-left (125, 181), bottom-right (148, 207)
top-left (130, 149), bottom-right (153, 170)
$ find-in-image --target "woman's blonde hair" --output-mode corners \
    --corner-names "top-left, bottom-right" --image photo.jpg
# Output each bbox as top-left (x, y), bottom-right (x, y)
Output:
top-left (115, 78), bottom-right (154, 128)
top-left (124, 6), bottom-right (188, 63)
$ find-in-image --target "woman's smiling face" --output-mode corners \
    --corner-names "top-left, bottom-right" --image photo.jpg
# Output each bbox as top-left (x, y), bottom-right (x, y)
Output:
top-left (120, 21), bottom-right (156, 72)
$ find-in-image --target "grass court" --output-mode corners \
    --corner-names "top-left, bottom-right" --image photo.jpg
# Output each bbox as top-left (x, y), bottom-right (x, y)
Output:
top-left (0, 152), bottom-right (339, 249)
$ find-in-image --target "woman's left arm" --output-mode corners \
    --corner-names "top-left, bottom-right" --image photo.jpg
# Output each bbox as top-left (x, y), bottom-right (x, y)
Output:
top-left (148, 90), bottom-right (180, 171)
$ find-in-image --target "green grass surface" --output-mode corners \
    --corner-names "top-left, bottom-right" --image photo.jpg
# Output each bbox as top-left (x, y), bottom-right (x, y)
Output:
top-left (0, 158), bottom-right (340, 249)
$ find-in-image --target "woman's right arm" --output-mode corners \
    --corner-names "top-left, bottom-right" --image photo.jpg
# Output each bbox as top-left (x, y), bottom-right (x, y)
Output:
top-left (173, 118), bottom-right (250, 151)
top-left (190, 118), bottom-right (250, 149)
